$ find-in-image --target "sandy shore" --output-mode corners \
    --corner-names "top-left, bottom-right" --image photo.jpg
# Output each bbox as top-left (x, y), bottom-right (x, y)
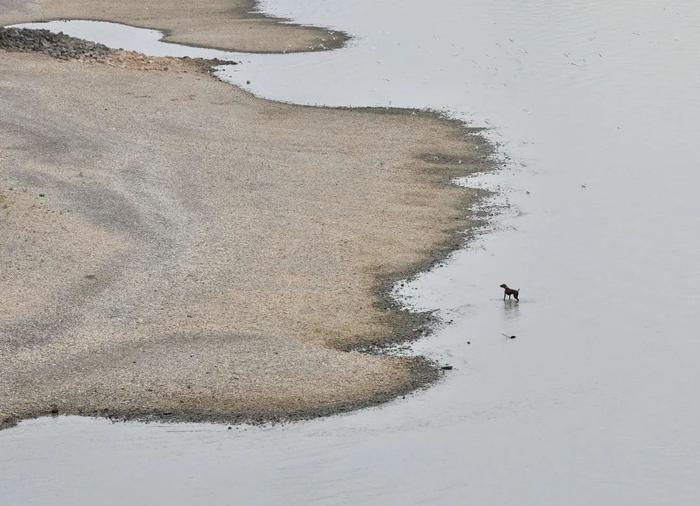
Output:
top-left (0, 0), bottom-right (348, 53)
top-left (0, 26), bottom-right (491, 429)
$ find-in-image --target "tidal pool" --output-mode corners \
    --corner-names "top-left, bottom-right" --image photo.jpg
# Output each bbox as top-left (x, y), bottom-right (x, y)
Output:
top-left (4, 1), bottom-right (700, 504)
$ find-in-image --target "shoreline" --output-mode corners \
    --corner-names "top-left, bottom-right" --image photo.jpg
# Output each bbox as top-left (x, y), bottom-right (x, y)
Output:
top-left (0, 26), bottom-right (495, 431)
top-left (0, 0), bottom-right (350, 53)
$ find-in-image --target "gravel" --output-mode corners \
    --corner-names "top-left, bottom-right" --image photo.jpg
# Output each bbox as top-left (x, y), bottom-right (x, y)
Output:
top-left (0, 27), bottom-right (111, 60)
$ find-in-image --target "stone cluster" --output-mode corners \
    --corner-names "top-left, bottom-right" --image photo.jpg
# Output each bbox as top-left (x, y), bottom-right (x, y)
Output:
top-left (0, 27), bottom-right (111, 60)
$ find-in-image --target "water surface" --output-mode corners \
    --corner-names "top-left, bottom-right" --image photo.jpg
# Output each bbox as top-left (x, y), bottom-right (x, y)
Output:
top-left (4, 1), bottom-right (700, 504)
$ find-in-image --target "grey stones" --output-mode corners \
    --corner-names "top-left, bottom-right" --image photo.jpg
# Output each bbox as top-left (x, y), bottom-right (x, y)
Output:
top-left (0, 27), bottom-right (111, 60)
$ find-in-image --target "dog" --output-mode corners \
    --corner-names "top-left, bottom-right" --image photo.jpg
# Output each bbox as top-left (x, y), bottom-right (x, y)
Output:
top-left (499, 283), bottom-right (519, 301)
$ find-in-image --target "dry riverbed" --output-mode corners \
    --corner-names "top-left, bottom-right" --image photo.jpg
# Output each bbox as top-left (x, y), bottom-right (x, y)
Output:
top-left (0, 23), bottom-right (492, 429)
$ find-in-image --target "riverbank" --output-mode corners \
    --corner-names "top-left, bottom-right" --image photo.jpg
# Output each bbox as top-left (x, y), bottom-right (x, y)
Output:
top-left (0, 27), bottom-right (492, 430)
top-left (0, 0), bottom-right (348, 53)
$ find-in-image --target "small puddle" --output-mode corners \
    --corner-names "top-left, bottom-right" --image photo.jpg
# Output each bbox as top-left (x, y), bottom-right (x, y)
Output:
top-left (16, 20), bottom-right (241, 59)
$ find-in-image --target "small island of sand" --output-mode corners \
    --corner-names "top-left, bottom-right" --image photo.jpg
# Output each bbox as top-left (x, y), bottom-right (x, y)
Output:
top-left (0, 1), bottom-right (492, 429)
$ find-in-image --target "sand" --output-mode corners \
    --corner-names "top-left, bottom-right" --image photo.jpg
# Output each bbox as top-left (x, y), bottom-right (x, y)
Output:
top-left (0, 24), bottom-right (491, 430)
top-left (0, 0), bottom-right (348, 53)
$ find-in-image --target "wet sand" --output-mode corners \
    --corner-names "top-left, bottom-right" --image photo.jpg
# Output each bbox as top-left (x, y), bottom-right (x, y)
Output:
top-left (0, 34), bottom-right (490, 429)
top-left (0, 0), bottom-right (348, 53)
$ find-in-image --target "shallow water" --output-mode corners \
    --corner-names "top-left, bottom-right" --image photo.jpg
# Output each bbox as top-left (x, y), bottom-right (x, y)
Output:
top-left (5, 1), bottom-right (700, 504)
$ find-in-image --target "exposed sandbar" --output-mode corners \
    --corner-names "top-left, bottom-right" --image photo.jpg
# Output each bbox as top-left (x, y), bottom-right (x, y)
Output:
top-left (0, 0), bottom-right (348, 53)
top-left (0, 30), bottom-right (492, 429)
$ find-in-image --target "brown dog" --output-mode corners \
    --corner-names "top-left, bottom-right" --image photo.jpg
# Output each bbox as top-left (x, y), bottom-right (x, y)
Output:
top-left (500, 283), bottom-right (519, 301)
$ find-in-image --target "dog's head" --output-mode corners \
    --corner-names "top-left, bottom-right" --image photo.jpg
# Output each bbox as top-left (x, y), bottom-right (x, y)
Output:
top-left (499, 283), bottom-right (507, 289)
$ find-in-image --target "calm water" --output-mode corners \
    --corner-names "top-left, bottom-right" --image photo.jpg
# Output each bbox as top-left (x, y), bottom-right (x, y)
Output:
top-left (5, 1), bottom-right (700, 504)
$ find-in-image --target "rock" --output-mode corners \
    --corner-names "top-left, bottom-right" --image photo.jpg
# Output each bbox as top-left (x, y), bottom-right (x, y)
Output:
top-left (0, 27), bottom-right (110, 61)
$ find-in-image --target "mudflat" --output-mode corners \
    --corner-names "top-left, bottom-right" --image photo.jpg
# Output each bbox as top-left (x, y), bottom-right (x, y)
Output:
top-left (0, 26), bottom-right (490, 428)
top-left (0, 0), bottom-right (348, 52)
